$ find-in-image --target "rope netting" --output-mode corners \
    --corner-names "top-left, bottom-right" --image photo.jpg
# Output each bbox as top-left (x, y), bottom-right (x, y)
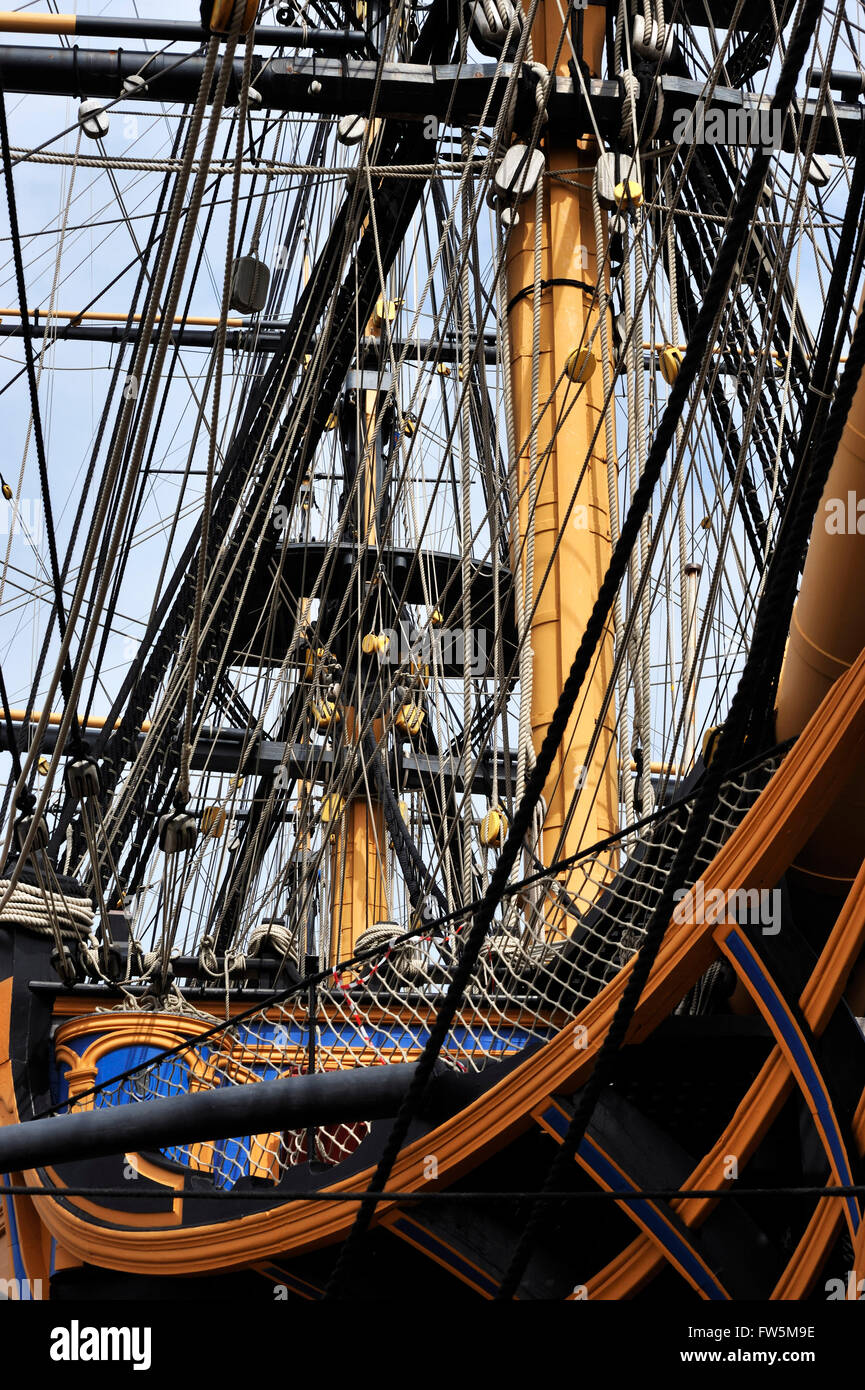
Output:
top-left (57, 747), bottom-right (782, 1186)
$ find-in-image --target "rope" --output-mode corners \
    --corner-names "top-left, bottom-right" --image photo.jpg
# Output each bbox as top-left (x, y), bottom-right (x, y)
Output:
top-left (592, 174), bottom-right (634, 835)
top-left (0, 31), bottom-right (225, 898)
top-left (178, 0), bottom-right (252, 809)
top-left (355, 923), bottom-right (424, 981)
top-left (5, 148), bottom-right (488, 178)
top-left (0, 80), bottom-right (83, 751)
top-left (499, 294), bottom-right (865, 1296)
top-left (0, 871), bottom-right (93, 938)
top-left (460, 123), bottom-right (474, 909)
top-left (247, 921), bottom-right (297, 960)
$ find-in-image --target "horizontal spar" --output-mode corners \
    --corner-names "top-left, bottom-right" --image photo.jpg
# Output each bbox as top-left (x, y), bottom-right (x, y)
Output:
top-left (0, 1062), bottom-right (423, 1175)
top-left (0, 319), bottom-right (786, 374)
top-left (0, 319), bottom-right (499, 361)
top-left (0, 12), bottom-right (367, 50)
top-left (0, 723), bottom-right (519, 793)
top-left (0, 46), bottom-right (618, 131)
top-left (0, 49), bottom-right (855, 152)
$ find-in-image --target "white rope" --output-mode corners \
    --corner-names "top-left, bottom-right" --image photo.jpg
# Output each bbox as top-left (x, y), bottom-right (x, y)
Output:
top-left (6, 147), bottom-right (486, 178)
top-left (0, 879), bottom-right (93, 936)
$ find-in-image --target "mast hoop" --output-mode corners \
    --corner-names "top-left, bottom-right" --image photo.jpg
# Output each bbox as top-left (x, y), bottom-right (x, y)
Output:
top-left (506, 276), bottom-right (595, 314)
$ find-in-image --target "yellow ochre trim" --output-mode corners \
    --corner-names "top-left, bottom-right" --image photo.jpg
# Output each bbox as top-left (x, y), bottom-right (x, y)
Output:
top-left (0, 12), bottom-right (76, 34)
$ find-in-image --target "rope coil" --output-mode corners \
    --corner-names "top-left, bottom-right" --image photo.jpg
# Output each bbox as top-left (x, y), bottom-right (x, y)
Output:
top-left (0, 871), bottom-right (93, 938)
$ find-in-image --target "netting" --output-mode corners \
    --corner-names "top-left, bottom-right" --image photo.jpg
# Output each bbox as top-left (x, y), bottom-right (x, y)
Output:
top-left (62, 748), bottom-right (783, 1186)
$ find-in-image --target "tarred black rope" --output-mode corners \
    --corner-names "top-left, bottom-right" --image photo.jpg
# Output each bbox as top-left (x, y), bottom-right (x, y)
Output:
top-left (0, 659), bottom-right (25, 791)
top-left (323, 0), bottom-right (827, 1302)
top-left (506, 276), bottom-right (596, 314)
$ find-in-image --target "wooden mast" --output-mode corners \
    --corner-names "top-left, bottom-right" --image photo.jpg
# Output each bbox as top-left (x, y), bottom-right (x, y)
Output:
top-left (505, 3), bottom-right (618, 882)
top-left (328, 300), bottom-right (389, 961)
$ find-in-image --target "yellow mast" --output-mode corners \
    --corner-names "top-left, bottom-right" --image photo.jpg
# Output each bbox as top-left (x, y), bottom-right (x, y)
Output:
top-left (328, 301), bottom-right (390, 961)
top-left (505, 3), bottom-right (618, 880)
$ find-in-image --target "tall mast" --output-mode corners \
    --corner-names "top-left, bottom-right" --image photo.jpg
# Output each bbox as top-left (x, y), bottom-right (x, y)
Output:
top-left (328, 296), bottom-right (389, 961)
top-left (505, 2), bottom-right (618, 876)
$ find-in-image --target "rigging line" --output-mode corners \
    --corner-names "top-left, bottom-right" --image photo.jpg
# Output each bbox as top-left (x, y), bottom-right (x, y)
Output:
top-left (40, 2), bottom-right (801, 967)
top-left (8, 47), bottom-right (214, 171)
top-left (0, 76), bottom-right (84, 754)
top-left (719, 11), bottom-right (844, 511)
top-left (635, 240), bottom-right (792, 794)
top-left (514, 157), bottom-right (795, 811)
top-left (755, 126), bottom-right (865, 727)
top-left (284, 0), bottom-right (539, 625)
top-left (548, 366), bottom-right (756, 868)
top-left (90, 266), bottom-right (318, 795)
top-left (294, 207), bottom-right (539, 817)
top-left (509, 271), bottom-right (865, 1293)
top-left (98, 95), bottom-right (397, 806)
top-left (197, 76), bottom-right (522, 917)
top-left (496, 139), bottom-right (753, 648)
top-left (6, 148), bottom-right (488, 177)
top-left (113, 4), bottom-right (463, 925)
top-left (495, 0), bottom-right (841, 1300)
top-left (178, 0), bottom-right (253, 812)
top-left (0, 125), bottom-right (80, 616)
top-left (273, 427), bottom-right (491, 924)
top-left (327, 0), bottom-right (827, 1301)
top-left (130, 146), bottom-right (297, 650)
top-left (0, 120), bottom-right (313, 406)
top-left (61, 300), bottom-right (255, 848)
top-left (0, 658), bottom-right (23, 781)
top-left (74, 152), bottom-right (256, 737)
top-left (297, 433), bottom-right (514, 922)
top-left (0, 33), bottom-right (227, 907)
top-left (0, 99), bottom-right (195, 843)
